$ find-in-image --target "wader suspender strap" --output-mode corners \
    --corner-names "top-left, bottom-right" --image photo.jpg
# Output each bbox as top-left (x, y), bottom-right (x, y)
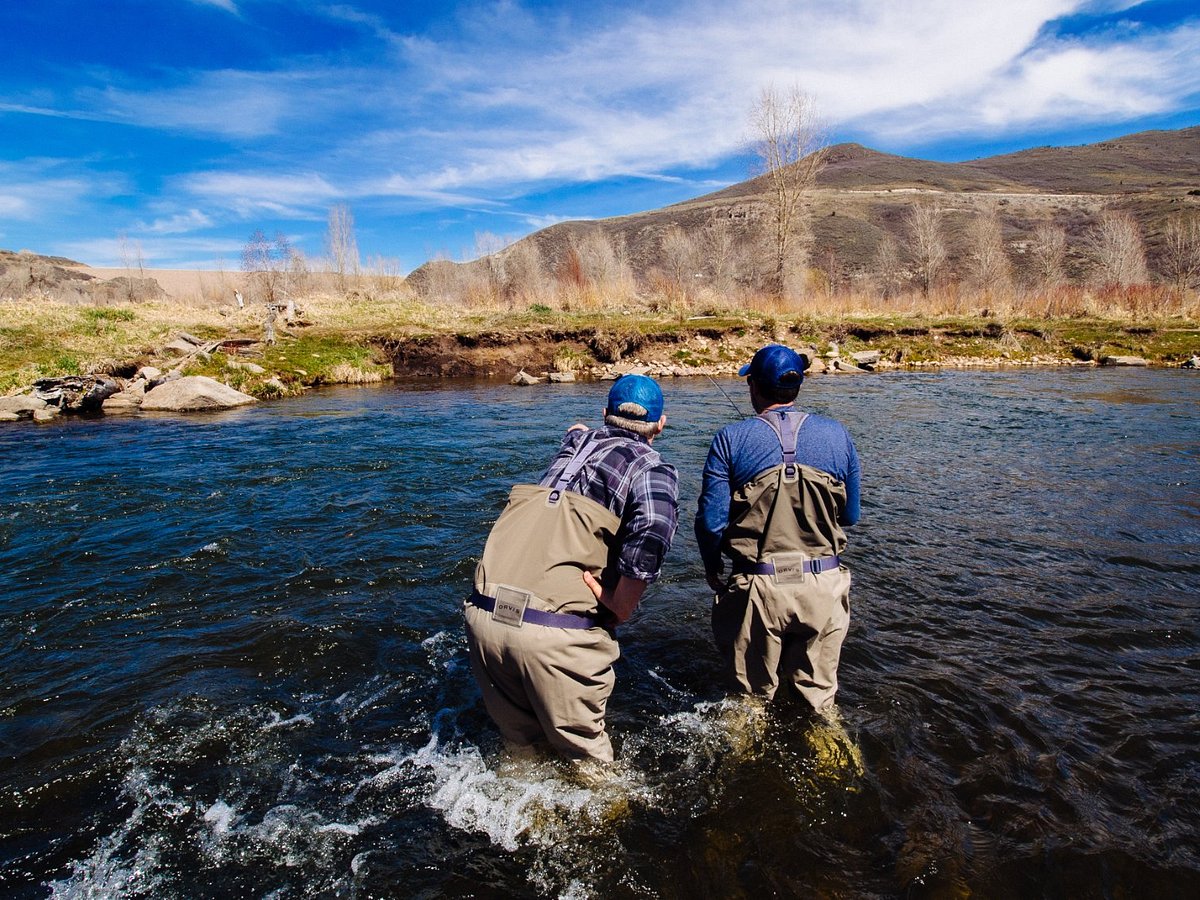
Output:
top-left (757, 409), bottom-right (809, 482)
top-left (545, 432), bottom-right (609, 506)
top-left (733, 408), bottom-right (841, 578)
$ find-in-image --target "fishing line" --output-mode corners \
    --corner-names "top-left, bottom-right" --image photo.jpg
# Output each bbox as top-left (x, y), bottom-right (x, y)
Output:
top-left (706, 375), bottom-right (746, 419)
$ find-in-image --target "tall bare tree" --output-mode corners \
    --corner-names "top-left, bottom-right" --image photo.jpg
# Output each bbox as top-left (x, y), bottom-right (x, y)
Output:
top-left (1086, 208), bottom-right (1147, 286)
top-left (750, 84), bottom-right (826, 298)
top-left (325, 204), bottom-right (360, 292)
top-left (872, 232), bottom-right (904, 300)
top-left (968, 207), bottom-right (1012, 296)
top-left (906, 204), bottom-right (947, 296)
top-left (1028, 222), bottom-right (1067, 288)
top-left (1161, 213), bottom-right (1200, 298)
top-left (701, 213), bottom-right (740, 293)
top-left (242, 229), bottom-right (295, 304)
top-left (660, 225), bottom-right (700, 300)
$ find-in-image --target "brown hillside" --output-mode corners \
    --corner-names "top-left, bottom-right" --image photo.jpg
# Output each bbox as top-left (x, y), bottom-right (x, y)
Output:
top-left (411, 125), bottom-right (1200, 294)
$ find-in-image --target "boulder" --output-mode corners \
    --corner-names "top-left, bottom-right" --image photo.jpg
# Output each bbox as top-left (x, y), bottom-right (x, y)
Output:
top-left (102, 392), bottom-right (143, 414)
top-left (136, 366), bottom-right (162, 382)
top-left (831, 359), bottom-right (869, 375)
top-left (1100, 355), bottom-right (1149, 367)
top-left (227, 360), bottom-right (266, 375)
top-left (32, 407), bottom-right (60, 423)
top-left (163, 339), bottom-right (201, 357)
top-left (141, 376), bottom-right (256, 412)
top-left (0, 394), bottom-right (48, 416)
top-left (548, 371), bottom-right (576, 383)
top-left (805, 356), bottom-right (828, 375)
top-left (851, 350), bottom-right (882, 369)
top-left (511, 370), bottom-right (542, 386)
top-left (1181, 355), bottom-right (1199, 369)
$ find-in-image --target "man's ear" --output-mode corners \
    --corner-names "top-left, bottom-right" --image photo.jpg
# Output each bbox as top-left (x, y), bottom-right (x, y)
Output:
top-left (655, 414), bottom-right (667, 434)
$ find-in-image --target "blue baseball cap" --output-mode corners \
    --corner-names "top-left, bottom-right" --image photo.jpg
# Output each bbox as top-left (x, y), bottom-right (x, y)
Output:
top-left (739, 344), bottom-right (806, 389)
top-left (606, 374), bottom-right (664, 421)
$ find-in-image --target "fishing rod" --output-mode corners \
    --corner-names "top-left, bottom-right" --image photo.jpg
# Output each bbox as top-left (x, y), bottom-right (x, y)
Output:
top-left (706, 374), bottom-right (747, 419)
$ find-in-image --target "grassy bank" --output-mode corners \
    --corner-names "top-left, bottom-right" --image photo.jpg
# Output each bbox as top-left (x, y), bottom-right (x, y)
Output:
top-left (2, 294), bottom-right (1197, 397)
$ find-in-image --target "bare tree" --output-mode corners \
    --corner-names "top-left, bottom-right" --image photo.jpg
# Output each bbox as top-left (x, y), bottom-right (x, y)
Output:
top-left (660, 225), bottom-right (700, 300)
top-left (118, 233), bottom-right (147, 301)
top-left (1085, 209), bottom-right (1148, 286)
top-left (1161, 214), bottom-right (1200, 298)
top-left (1028, 222), bottom-right (1067, 288)
top-left (701, 213), bottom-right (741, 293)
top-left (750, 84), bottom-right (826, 298)
top-left (573, 230), bottom-right (635, 302)
top-left (242, 229), bottom-right (295, 304)
top-left (500, 240), bottom-right (548, 304)
top-left (872, 231), bottom-right (905, 300)
top-left (968, 208), bottom-right (1012, 295)
top-left (906, 204), bottom-right (947, 296)
top-left (325, 204), bottom-right (360, 292)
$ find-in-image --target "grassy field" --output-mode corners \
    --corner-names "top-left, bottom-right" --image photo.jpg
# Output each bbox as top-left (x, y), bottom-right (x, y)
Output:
top-left (2, 288), bottom-right (1197, 398)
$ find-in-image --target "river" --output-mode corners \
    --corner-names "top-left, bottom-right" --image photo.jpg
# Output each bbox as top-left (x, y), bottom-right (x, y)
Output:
top-left (1, 369), bottom-right (1197, 898)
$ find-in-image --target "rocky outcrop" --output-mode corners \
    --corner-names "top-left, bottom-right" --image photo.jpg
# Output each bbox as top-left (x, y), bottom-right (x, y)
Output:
top-left (31, 375), bottom-right (122, 412)
top-left (1100, 355), bottom-right (1149, 367)
top-left (140, 376), bottom-right (257, 411)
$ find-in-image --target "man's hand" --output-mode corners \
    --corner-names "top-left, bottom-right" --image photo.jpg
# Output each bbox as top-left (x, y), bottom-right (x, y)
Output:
top-left (582, 571), bottom-right (647, 625)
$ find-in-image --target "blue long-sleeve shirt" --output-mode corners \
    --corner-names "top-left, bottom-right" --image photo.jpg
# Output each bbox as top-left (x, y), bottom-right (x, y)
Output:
top-left (694, 406), bottom-right (860, 577)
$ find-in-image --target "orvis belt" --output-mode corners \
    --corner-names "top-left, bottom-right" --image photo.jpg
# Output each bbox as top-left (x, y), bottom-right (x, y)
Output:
top-left (467, 589), bottom-right (600, 630)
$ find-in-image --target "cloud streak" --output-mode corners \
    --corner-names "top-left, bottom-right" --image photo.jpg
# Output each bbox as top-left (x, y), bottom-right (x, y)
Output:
top-left (3, 0), bottom-right (1197, 267)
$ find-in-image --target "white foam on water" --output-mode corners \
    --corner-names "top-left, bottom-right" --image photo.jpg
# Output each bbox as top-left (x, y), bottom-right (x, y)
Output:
top-left (47, 701), bottom-right (371, 898)
top-left (372, 733), bottom-right (641, 855)
top-left (263, 711), bottom-right (314, 730)
top-left (46, 769), bottom-right (185, 900)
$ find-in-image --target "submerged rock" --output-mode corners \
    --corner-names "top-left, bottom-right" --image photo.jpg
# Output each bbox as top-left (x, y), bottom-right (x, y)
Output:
top-left (141, 376), bottom-right (256, 412)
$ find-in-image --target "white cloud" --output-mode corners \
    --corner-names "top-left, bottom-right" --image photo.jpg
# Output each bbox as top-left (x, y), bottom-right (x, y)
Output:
top-left (190, 0), bottom-right (238, 14)
top-left (60, 235), bottom-right (247, 268)
top-left (138, 209), bottom-right (215, 234)
top-left (858, 19), bottom-right (1200, 139)
top-left (0, 195), bottom-right (31, 217)
top-left (180, 171), bottom-right (341, 217)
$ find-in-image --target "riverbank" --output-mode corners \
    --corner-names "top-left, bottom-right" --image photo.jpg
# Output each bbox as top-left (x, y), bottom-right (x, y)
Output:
top-left (2, 294), bottom-right (1198, 401)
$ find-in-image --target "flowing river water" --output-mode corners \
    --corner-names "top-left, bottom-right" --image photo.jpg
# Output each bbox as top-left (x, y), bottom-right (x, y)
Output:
top-left (1, 369), bottom-right (1197, 898)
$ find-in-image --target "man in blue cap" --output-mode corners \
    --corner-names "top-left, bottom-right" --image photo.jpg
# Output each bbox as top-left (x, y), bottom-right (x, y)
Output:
top-left (466, 374), bottom-right (679, 762)
top-left (695, 344), bottom-right (861, 712)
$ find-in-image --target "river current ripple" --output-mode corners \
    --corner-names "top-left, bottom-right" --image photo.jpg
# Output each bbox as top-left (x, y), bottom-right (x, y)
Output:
top-left (1, 370), bottom-right (1197, 898)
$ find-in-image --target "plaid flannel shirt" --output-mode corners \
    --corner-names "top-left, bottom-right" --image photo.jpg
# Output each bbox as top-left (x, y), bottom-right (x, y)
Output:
top-left (539, 425), bottom-right (679, 583)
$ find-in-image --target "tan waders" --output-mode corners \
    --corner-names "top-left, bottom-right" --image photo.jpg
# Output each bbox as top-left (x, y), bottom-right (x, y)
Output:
top-left (465, 434), bottom-right (660, 761)
top-left (715, 410), bottom-right (852, 710)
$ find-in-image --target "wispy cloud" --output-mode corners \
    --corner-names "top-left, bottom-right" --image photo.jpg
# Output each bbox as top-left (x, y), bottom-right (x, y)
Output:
top-left (189, 0), bottom-right (238, 14)
top-left (180, 171), bottom-right (342, 217)
top-left (137, 209), bottom-right (215, 234)
top-left (5, 0), bottom-right (1198, 268)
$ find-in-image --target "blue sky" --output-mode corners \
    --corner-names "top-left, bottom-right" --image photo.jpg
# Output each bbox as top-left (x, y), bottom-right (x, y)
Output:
top-left (2, 0), bottom-right (1198, 272)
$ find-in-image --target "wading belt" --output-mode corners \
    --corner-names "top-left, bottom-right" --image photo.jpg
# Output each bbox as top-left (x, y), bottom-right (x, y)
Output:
top-left (467, 590), bottom-right (600, 630)
top-left (732, 555), bottom-right (841, 577)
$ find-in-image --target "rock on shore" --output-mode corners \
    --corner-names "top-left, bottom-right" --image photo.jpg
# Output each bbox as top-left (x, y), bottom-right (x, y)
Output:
top-left (140, 376), bottom-right (257, 412)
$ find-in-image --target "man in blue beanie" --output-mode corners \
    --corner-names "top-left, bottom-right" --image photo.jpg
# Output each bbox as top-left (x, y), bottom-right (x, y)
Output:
top-left (466, 374), bottom-right (679, 762)
top-left (695, 345), bottom-right (861, 712)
